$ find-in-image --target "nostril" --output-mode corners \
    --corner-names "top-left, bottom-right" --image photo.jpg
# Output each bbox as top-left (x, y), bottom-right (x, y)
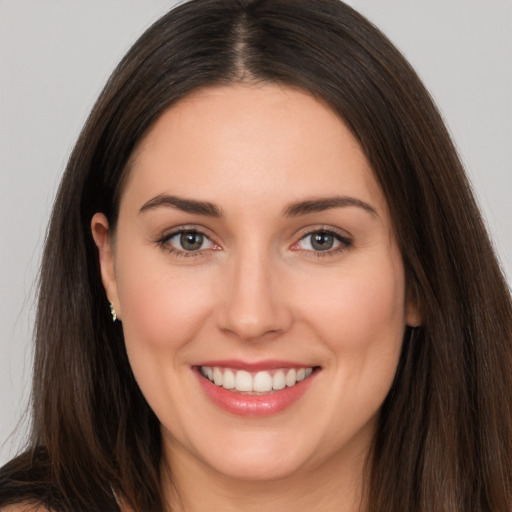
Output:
top-left (216, 302), bottom-right (293, 341)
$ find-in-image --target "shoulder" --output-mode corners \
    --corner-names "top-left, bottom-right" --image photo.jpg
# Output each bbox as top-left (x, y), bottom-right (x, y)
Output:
top-left (0, 449), bottom-right (54, 512)
top-left (1, 448), bottom-right (121, 512)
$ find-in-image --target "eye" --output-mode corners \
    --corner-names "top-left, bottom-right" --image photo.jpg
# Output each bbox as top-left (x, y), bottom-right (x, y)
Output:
top-left (293, 229), bottom-right (351, 254)
top-left (301, 231), bottom-right (337, 251)
top-left (160, 229), bottom-right (217, 255)
top-left (175, 231), bottom-right (207, 251)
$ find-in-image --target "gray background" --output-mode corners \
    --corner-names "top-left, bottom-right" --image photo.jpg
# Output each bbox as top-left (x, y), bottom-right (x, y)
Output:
top-left (1, 0), bottom-right (511, 465)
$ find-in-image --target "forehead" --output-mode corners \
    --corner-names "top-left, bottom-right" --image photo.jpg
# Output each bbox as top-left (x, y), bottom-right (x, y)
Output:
top-left (121, 84), bottom-right (388, 216)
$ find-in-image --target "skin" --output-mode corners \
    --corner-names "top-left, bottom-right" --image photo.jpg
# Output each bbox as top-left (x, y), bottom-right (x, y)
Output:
top-left (92, 84), bottom-right (420, 512)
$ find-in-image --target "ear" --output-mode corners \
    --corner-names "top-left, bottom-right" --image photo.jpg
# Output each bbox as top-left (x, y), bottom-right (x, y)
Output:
top-left (91, 213), bottom-right (122, 320)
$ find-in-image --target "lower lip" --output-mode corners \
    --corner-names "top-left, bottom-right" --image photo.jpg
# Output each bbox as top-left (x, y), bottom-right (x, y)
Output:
top-left (195, 368), bottom-right (317, 417)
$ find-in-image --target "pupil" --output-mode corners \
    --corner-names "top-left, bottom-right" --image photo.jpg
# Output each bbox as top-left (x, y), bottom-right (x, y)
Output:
top-left (181, 232), bottom-right (203, 251)
top-left (311, 232), bottom-right (333, 251)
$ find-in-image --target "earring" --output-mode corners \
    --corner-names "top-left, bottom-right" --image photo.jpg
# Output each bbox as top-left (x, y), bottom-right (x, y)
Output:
top-left (109, 302), bottom-right (117, 322)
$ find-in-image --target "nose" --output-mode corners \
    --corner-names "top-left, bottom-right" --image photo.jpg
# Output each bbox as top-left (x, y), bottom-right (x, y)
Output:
top-left (216, 247), bottom-right (293, 342)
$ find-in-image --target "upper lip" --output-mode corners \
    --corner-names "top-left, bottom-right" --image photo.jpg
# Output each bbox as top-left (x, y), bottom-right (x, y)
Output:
top-left (195, 359), bottom-right (317, 372)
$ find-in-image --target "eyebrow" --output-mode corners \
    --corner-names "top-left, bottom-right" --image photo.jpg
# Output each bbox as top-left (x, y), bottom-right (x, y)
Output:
top-left (283, 196), bottom-right (378, 217)
top-left (139, 194), bottom-right (222, 217)
top-left (139, 194), bottom-right (377, 218)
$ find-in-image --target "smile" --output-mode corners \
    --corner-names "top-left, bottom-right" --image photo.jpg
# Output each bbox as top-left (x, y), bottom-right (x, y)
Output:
top-left (200, 366), bottom-right (314, 393)
top-left (195, 363), bottom-right (319, 416)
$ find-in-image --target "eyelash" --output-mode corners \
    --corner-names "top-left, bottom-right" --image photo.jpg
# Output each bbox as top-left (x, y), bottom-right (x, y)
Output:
top-left (157, 226), bottom-right (352, 259)
top-left (157, 227), bottom-right (217, 258)
top-left (292, 227), bottom-right (352, 258)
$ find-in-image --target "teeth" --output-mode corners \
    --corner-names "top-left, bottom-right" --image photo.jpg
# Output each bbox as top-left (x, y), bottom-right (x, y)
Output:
top-left (285, 368), bottom-right (296, 387)
top-left (273, 370), bottom-right (286, 390)
top-left (253, 371), bottom-right (273, 392)
top-left (213, 367), bottom-right (223, 386)
top-left (223, 369), bottom-right (235, 389)
top-left (235, 370), bottom-right (253, 392)
top-left (200, 366), bottom-right (315, 393)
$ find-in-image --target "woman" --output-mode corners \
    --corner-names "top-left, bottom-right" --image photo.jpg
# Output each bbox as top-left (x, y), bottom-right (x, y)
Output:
top-left (1, 0), bottom-right (511, 510)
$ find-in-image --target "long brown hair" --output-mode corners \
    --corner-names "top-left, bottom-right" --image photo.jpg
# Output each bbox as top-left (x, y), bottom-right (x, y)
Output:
top-left (1, 1), bottom-right (511, 510)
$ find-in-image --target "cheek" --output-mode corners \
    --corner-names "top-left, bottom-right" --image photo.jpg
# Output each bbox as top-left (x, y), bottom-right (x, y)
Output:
top-left (301, 249), bottom-right (407, 381)
top-left (114, 256), bottom-right (219, 420)
top-left (115, 251), bottom-right (215, 354)
top-left (298, 251), bottom-right (407, 440)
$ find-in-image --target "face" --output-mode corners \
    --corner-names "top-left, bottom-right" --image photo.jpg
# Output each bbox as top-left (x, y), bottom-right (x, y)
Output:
top-left (92, 84), bottom-right (419, 484)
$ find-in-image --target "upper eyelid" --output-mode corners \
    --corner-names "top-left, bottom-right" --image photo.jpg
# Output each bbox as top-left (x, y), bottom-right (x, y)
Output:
top-left (295, 225), bottom-right (352, 241)
top-left (159, 225), bottom-right (214, 241)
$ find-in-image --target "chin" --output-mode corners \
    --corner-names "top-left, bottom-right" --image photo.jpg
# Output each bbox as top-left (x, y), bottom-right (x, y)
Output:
top-left (177, 423), bottom-right (318, 482)
top-left (206, 448), bottom-right (308, 482)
